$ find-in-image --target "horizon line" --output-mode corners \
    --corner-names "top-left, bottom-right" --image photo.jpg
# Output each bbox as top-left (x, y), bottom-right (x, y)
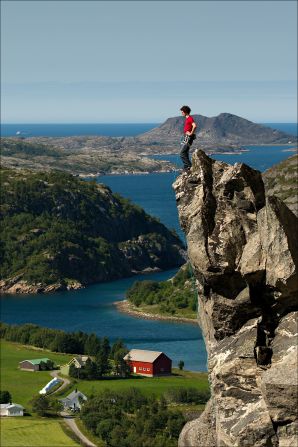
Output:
top-left (1, 121), bottom-right (297, 125)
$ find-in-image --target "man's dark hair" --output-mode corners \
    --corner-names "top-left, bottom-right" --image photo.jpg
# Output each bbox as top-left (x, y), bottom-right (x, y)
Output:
top-left (180, 105), bottom-right (191, 114)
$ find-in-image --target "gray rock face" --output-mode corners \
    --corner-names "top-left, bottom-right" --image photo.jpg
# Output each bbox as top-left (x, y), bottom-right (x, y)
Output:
top-left (173, 150), bottom-right (298, 447)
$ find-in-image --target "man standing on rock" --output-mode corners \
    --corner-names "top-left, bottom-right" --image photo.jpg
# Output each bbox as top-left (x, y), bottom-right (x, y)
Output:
top-left (180, 105), bottom-right (197, 172)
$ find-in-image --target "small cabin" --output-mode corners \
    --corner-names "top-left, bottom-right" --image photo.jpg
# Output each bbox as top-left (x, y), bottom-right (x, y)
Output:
top-left (124, 349), bottom-right (172, 377)
top-left (60, 390), bottom-right (87, 411)
top-left (19, 358), bottom-right (51, 371)
top-left (0, 403), bottom-right (24, 417)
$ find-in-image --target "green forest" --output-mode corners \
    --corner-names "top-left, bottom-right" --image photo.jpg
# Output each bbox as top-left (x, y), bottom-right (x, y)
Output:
top-left (0, 167), bottom-right (184, 289)
top-left (81, 388), bottom-right (185, 447)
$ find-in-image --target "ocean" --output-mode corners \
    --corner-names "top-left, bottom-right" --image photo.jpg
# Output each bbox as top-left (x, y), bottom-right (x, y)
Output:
top-left (0, 123), bottom-right (159, 138)
top-left (1, 122), bottom-right (297, 138)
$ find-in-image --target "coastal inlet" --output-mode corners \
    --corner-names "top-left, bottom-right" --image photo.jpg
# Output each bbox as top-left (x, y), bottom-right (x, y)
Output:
top-left (0, 268), bottom-right (208, 372)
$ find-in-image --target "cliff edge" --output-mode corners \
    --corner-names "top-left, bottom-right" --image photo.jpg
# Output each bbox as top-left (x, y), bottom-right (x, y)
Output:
top-left (173, 150), bottom-right (298, 447)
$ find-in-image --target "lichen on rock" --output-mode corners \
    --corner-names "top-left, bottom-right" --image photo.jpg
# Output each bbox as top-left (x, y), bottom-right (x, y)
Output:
top-left (173, 150), bottom-right (298, 447)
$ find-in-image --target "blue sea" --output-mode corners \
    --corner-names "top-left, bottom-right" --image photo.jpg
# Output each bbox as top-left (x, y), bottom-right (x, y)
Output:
top-left (0, 121), bottom-right (297, 371)
top-left (1, 122), bottom-right (297, 138)
top-left (0, 123), bottom-right (159, 138)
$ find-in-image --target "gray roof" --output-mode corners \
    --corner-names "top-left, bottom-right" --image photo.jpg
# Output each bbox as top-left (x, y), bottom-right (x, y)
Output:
top-left (65, 390), bottom-right (87, 401)
top-left (123, 349), bottom-right (164, 363)
top-left (60, 390), bottom-right (87, 409)
top-left (0, 403), bottom-right (24, 410)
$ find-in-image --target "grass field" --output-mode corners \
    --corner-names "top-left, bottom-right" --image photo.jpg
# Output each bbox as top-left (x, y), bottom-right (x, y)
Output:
top-left (0, 417), bottom-right (79, 446)
top-left (0, 340), bottom-right (72, 409)
top-left (57, 367), bottom-right (209, 399)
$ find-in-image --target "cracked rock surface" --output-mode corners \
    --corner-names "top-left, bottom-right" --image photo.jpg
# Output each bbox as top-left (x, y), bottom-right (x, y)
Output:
top-left (173, 150), bottom-right (298, 447)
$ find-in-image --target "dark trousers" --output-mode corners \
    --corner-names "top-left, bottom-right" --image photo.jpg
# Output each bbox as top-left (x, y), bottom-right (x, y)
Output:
top-left (180, 135), bottom-right (195, 169)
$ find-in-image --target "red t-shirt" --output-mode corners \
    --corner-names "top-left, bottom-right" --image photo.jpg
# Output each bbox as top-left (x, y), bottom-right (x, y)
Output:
top-left (184, 115), bottom-right (195, 133)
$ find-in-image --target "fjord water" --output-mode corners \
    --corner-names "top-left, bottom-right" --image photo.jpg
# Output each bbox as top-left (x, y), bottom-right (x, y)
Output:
top-left (1, 123), bottom-right (297, 371)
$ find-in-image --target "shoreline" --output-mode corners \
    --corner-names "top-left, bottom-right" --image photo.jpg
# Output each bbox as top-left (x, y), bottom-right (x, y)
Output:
top-left (114, 299), bottom-right (198, 325)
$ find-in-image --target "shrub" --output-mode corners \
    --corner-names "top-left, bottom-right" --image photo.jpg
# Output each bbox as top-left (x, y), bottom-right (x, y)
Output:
top-left (0, 390), bottom-right (12, 404)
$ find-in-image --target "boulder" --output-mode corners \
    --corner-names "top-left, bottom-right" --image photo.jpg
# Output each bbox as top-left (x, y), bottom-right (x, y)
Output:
top-left (173, 150), bottom-right (298, 446)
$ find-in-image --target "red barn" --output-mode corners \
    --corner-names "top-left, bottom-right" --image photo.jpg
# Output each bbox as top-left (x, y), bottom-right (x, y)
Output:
top-left (124, 349), bottom-right (172, 377)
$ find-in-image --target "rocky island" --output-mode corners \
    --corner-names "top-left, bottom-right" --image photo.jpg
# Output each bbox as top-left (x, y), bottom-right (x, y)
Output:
top-left (173, 150), bottom-right (297, 447)
top-left (138, 112), bottom-right (295, 149)
top-left (0, 167), bottom-right (185, 294)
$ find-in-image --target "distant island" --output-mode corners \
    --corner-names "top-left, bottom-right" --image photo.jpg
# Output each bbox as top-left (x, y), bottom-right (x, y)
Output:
top-left (1, 113), bottom-right (296, 176)
top-left (138, 112), bottom-right (295, 147)
top-left (0, 168), bottom-right (185, 294)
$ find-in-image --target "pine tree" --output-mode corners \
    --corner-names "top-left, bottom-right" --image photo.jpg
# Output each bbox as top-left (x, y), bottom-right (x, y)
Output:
top-left (84, 358), bottom-right (97, 380)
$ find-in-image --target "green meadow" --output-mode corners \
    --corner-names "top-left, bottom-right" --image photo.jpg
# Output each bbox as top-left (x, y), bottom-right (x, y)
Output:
top-left (59, 368), bottom-right (209, 400)
top-left (0, 340), bottom-right (73, 409)
top-left (0, 417), bottom-right (79, 447)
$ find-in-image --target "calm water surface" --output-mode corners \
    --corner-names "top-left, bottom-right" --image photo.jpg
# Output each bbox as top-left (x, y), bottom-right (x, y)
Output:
top-left (0, 123), bottom-right (159, 137)
top-left (1, 269), bottom-right (207, 371)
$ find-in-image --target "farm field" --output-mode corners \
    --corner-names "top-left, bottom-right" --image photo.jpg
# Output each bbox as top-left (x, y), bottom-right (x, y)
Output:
top-left (0, 340), bottom-right (72, 409)
top-left (59, 368), bottom-right (209, 399)
top-left (0, 417), bottom-right (79, 446)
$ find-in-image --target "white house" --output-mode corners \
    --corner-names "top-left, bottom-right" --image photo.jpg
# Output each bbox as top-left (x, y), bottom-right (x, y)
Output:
top-left (60, 390), bottom-right (87, 411)
top-left (0, 403), bottom-right (24, 417)
top-left (39, 377), bottom-right (62, 395)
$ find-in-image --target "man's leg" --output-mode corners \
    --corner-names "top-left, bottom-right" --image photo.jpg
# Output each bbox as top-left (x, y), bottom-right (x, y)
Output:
top-left (180, 142), bottom-right (192, 169)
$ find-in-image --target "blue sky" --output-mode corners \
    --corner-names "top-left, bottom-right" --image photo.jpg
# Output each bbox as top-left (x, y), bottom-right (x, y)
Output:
top-left (1, 1), bottom-right (297, 123)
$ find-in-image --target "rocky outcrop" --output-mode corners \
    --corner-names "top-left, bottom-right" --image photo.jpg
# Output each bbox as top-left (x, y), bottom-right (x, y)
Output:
top-left (0, 277), bottom-right (83, 294)
top-left (173, 150), bottom-right (298, 447)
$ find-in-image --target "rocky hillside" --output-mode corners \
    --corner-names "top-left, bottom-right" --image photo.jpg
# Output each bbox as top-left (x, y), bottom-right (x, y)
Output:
top-left (0, 168), bottom-right (185, 294)
top-left (139, 113), bottom-right (295, 147)
top-left (263, 153), bottom-right (298, 217)
top-left (173, 151), bottom-right (297, 447)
